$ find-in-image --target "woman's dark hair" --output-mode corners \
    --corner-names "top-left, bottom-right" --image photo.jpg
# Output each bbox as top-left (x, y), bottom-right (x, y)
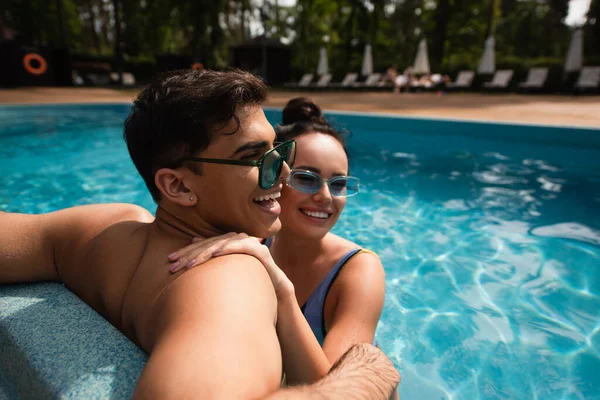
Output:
top-left (281, 97), bottom-right (328, 126)
top-left (124, 69), bottom-right (267, 202)
top-left (276, 97), bottom-right (349, 148)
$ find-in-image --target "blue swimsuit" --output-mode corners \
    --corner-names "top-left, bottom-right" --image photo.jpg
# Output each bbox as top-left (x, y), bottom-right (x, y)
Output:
top-left (264, 237), bottom-right (364, 345)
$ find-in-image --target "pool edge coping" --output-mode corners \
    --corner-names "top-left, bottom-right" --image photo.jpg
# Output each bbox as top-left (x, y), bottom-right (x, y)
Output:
top-left (0, 102), bottom-right (598, 131)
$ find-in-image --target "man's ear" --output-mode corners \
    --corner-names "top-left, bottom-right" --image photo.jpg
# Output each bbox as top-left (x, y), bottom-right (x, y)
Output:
top-left (155, 168), bottom-right (197, 206)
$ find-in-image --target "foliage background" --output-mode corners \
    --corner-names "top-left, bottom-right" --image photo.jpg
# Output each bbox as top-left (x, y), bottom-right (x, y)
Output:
top-left (2, 0), bottom-right (598, 82)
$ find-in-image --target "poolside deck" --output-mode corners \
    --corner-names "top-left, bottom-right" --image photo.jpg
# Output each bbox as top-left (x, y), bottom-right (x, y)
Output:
top-left (0, 87), bottom-right (599, 128)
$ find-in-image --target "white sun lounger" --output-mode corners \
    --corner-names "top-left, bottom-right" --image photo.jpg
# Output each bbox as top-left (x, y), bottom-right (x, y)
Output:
top-left (310, 73), bottom-right (333, 88)
top-left (110, 72), bottom-right (137, 86)
top-left (446, 70), bottom-right (475, 89)
top-left (329, 73), bottom-right (359, 88)
top-left (483, 69), bottom-right (514, 89)
top-left (353, 73), bottom-right (383, 88)
top-left (284, 73), bottom-right (314, 88)
top-left (574, 66), bottom-right (600, 90)
top-left (518, 67), bottom-right (548, 89)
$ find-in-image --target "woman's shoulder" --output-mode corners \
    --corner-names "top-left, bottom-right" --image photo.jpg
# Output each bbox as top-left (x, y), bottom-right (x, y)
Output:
top-left (326, 234), bottom-right (380, 263)
top-left (325, 235), bottom-right (385, 304)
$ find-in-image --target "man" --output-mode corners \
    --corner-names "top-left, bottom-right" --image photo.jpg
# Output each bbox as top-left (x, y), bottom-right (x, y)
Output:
top-left (0, 69), bottom-right (399, 398)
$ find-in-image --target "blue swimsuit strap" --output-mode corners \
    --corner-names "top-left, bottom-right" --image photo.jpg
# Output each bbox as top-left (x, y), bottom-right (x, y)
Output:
top-left (263, 237), bottom-right (370, 342)
top-left (309, 248), bottom-right (363, 339)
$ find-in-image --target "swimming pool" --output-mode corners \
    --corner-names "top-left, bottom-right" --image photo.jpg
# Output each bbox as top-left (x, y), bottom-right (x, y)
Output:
top-left (1, 104), bottom-right (599, 399)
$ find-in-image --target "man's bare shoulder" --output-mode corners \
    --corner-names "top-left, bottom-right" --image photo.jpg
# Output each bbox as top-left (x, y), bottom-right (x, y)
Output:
top-left (44, 203), bottom-right (152, 246)
top-left (47, 203), bottom-right (153, 228)
top-left (165, 253), bottom-right (277, 311)
top-left (136, 253), bottom-right (282, 399)
top-left (44, 204), bottom-right (154, 323)
top-left (130, 252), bottom-right (280, 371)
top-left (2, 203), bottom-right (152, 228)
top-left (127, 251), bottom-right (278, 351)
top-left (0, 204), bottom-right (153, 282)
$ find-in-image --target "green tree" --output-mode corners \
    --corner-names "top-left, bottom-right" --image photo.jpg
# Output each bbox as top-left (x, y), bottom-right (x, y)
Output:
top-left (432, 0), bottom-right (451, 69)
top-left (0, 0), bottom-right (578, 80)
top-left (585, 0), bottom-right (599, 58)
top-left (2, 0), bottom-right (83, 49)
top-left (495, 0), bottom-right (569, 60)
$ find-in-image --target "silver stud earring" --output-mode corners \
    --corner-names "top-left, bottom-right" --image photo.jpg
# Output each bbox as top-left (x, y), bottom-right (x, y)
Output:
top-left (189, 196), bottom-right (194, 201)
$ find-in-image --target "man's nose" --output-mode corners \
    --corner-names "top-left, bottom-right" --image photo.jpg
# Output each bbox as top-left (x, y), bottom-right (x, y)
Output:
top-left (280, 161), bottom-right (291, 181)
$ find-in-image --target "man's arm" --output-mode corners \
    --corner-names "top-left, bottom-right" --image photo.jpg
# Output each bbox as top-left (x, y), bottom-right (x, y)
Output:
top-left (265, 343), bottom-right (400, 400)
top-left (165, 233), bottom-right (332, 384)
top-left (133, 254), bottom-right (283, 399)
top-left (0, 204), bottom-right (153, 284)
top-left (0, 211), bottom-right (58, 283)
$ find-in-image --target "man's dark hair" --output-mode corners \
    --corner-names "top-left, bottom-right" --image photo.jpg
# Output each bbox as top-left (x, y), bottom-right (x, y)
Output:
top-left (123, 69), bottom-right (268, 202)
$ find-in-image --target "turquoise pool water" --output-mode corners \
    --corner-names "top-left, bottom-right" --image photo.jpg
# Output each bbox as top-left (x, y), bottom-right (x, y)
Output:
top-left (1, 104), bottom-right (599, 399)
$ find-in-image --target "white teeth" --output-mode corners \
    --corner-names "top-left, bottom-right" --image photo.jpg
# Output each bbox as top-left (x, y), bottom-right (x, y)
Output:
top-left (254, 192), bottom-right (281, 202)
top-left (302, 210), bottom-right (330, 219)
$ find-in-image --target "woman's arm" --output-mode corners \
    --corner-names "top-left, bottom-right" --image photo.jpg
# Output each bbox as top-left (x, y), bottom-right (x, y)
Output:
top-left (274, 287), bottom-right (331, 384)
top-left (321, 253), bottom-right (399, 399)
top-left (321, 252), bottom-right (386, 363)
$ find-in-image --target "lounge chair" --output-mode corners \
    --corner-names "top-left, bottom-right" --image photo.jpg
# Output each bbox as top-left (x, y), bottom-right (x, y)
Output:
top-left (310, 73), bottom-right (333, 88)
top-left (284, 73), bottom-right (314, 88)
top-left (446, 70), bottom-right (475, 90)
top-left (353, 73), bottom-right (383, 88)
top-left (328, 73), bottom-right (359, 88)
top-left (483, 69), bottom-right (514, 90)
top-left (84, 73), bottom-right (111, 86)
top-left (72, 70), bottom-right (84, 86)
top-left (518, 67), bottom-right (548, 91)
top-left (110, 72), bottom-right (136, 86)
top-left (574, 66), bottom-right (600, 92)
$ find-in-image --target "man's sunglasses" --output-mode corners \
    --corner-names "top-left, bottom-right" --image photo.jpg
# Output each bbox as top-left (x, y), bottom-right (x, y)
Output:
top-left (286, 170), bottom-right (360, 197)
top-left (174, 140), bottom-right (296, 190)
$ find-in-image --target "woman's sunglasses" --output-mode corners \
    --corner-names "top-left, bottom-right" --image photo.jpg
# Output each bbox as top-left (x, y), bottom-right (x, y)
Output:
top-left (286, 170), bottom-right (360, 197)
top-left (174, 140), bottom-right (296, 189)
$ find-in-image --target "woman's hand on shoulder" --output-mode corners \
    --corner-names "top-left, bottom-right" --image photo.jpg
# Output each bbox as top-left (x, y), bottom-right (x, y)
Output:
top-left (168, 232), bottom-right (239, 273)
top-left (168, 233), bottom-right (294, 298)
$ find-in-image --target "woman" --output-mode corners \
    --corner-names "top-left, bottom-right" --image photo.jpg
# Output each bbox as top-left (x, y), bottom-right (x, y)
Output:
top-left (169, 98), bottom-right (387, 367)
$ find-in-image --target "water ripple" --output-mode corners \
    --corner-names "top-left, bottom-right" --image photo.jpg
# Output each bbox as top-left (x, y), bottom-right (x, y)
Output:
top-left (2, 107), bottom-right (600, 400)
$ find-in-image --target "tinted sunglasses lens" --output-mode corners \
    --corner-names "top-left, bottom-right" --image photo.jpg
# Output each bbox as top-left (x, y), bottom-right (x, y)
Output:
top-left (279, 140), bottom-right (297, 167)
top-left (329, 177), bottom-right (360, 196)
top-left (261, 141), bottom-right (296, 189)
top-left (284, 141), bottom-right (296, 168)
top-left (289, 171), bottom-right (321, 193)
top-left (261, 148), bottom-right (283, 189)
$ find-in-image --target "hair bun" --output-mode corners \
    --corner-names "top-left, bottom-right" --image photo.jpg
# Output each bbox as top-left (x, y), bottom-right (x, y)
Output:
top-left (276, 97), bottom-right (349, 146)
top-left (282, 97), bottom-right (328, 126)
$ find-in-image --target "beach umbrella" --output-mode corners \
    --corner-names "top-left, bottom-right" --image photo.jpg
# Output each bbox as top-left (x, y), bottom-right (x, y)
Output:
top-left (361, 44), bottom-right (373, 76)
top-left (413, 38), bottom-right (430, 75)
top-left (477, 36), bottom-right (496, 74)
top-left (316, 46), bottom-right (328, 75)
top-left (564, 28), bottom-right (584, 72)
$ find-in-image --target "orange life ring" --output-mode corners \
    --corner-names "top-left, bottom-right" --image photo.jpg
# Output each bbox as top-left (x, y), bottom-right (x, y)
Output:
top-left (23, 53), bottom-right (48, 75)
top-left (191, 62), bottom-right (204, 71)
